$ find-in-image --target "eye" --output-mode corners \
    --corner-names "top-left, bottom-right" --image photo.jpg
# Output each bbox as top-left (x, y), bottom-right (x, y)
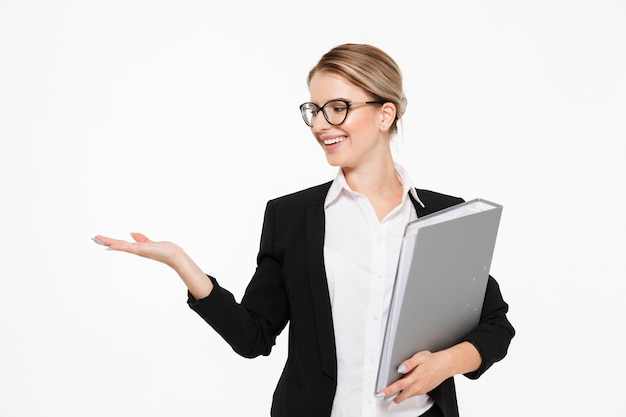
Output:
top-left (329, 101), bottom-right (347, 113)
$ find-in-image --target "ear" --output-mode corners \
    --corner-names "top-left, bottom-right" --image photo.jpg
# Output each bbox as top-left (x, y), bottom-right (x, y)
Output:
top-left (380, 102), bottom-right (396, 130)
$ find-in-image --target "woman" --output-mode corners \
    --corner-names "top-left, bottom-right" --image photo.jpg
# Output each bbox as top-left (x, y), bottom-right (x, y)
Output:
top-left (94, 43), bottom-right (514, 417)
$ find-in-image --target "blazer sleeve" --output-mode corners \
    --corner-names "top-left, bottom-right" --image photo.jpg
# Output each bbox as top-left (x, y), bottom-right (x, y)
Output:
top-left (186, 200), bottom-right (290, 358)
top-left (462, 275), bottom-right (515, 379)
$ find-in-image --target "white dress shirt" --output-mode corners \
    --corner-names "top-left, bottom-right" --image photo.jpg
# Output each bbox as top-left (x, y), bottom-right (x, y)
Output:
top-left (324, 164), bottom-right (435, 417)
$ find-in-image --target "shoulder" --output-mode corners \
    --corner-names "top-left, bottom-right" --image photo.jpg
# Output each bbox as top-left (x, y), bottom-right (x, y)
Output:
top-left (414, 188), bottom-right (465, 216)
top-left (261, 182), bottom-right (332, 232)
top-left (268, 181), bottom-right (333, 209)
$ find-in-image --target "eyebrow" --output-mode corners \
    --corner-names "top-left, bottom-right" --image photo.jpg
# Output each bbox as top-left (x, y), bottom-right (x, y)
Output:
top-left (309, 98), bottom-right (354, 106)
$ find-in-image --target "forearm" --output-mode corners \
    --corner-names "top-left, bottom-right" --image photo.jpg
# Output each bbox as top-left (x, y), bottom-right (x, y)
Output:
top-left (437, 341), bottom-right (482, 377)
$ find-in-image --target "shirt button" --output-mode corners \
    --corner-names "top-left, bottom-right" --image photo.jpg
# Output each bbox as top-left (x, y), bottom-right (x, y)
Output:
top-left (373, 316), bottom-right (379, 321)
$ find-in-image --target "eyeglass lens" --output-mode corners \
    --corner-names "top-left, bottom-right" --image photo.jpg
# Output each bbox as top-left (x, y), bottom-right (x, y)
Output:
top-left (301, 100), bottom-right (350, 127)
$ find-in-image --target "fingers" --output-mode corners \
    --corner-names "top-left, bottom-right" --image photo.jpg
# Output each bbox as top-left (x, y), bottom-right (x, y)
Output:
top-left (92, 233), bottom-right (149, 254)
top-left (376, 351), bottom-right (433, 403)
top-left (398, 351), bottom-right (426, 375)
top-left (92, 232), bottom-right (182, 266)
top-left (93, 235), bottom-right (117, 248)
top-left (376, 354), bottom-right (420, 399)
top-left (377, 380), bottom-right (403, 401)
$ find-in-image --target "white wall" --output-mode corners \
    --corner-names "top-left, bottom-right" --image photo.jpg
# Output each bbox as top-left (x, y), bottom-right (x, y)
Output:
top-left (1, 1), bottom-right (624, 415)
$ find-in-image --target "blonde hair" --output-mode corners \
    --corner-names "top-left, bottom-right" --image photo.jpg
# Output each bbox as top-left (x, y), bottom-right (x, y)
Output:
top-left (307, 43), bottom-right (407, 135)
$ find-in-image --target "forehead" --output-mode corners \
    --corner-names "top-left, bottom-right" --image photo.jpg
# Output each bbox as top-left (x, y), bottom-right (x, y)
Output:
top-left (308, 72), bottom-right (368, 103)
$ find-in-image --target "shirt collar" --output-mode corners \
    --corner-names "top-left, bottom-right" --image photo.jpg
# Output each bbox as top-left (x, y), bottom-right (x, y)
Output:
top-left (324, 163), bottom-right (424, 209)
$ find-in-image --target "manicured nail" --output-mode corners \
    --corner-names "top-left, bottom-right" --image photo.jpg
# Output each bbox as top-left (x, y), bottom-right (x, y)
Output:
top-left (92, 237), bottom-right (105, 245)
top-left (385, 393), bottom-right (398, 401)
top-left (397, 364), bottom-right (407, 373)
top-left (374, 392), bottom-right (386, 399)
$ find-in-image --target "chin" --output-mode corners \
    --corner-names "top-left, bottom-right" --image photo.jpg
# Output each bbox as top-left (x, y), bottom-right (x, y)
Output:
top-left (324, 155), bottom-right (343, 168)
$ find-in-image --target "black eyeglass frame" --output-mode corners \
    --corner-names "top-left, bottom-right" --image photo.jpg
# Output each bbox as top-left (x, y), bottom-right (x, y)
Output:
top-left (299, 99), bottom-right (386, 127)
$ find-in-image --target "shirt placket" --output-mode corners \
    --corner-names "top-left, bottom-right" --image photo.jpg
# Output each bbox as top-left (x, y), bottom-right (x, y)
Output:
top-left (362, 222), bottom-right (388, 416)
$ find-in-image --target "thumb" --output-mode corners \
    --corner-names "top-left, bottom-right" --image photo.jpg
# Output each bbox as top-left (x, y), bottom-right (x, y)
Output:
top-left (130, 232), bottom-right (150, 243)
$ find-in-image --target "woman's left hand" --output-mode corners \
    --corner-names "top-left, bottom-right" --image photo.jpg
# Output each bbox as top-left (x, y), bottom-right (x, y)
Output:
top-left (380, 350), bottom-right (448, 403)
top-left (378, 341), bottom-right (482, 403)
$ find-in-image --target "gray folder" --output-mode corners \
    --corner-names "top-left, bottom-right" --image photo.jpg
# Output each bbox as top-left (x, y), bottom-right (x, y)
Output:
top-left (375, 198), bottom-right (503, 394)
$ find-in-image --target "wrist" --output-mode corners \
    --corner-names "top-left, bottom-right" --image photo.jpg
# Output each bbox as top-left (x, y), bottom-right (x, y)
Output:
top-left (438, 342), bottom-right (482, 377)
top-left (167, 245), bottom-right (189, 271)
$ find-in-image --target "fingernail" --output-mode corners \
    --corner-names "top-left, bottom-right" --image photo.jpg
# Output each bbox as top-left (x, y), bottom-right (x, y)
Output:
top-left (374, 392), bottom-right (385, 399)
top-left (92, 237), bottom-right (105, 245)
top-left (397, 364), bottom-right (407, 373)
top-left (385, 393), bottom-right (398, 402)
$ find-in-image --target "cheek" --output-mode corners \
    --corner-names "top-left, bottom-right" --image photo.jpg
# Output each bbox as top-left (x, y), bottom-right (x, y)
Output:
top-left (347, 118), bottom-right (380, 142)
top-left (343, 115), bottom-right (373, 135)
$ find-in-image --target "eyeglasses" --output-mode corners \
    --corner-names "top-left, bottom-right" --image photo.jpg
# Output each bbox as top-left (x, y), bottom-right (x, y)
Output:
top-left (299, 99), bottom-right (385, 127)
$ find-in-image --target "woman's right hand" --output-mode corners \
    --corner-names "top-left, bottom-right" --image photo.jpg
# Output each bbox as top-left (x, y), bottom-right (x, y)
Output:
top-left (92, 232), bottom-right (214, 299)
top-left (93, 232), bottom-right (185, 269)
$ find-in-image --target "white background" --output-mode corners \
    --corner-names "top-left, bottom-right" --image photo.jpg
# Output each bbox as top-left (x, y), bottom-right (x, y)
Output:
top-left (1, 1), bottom-right (625, 416)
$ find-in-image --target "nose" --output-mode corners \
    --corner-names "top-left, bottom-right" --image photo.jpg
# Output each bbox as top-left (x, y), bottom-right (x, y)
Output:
top-left (311, 112), bottom-right (331, 133)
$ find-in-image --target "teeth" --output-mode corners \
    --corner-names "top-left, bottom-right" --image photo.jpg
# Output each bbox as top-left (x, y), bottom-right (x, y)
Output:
top-left (323, 137), bottom-right (345, 145)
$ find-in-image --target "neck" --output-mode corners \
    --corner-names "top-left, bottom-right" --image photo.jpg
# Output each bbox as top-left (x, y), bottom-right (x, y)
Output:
top-left (342, 156), bottom-right (403, 201)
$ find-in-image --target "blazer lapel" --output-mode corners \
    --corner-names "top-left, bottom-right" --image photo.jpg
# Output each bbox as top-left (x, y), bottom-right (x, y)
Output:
top-left (306, 204), bottom-right (337, 380)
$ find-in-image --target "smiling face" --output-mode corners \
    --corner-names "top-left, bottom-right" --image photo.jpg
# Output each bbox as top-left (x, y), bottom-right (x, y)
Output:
top-left (308, 71), bottom-right (394, 171)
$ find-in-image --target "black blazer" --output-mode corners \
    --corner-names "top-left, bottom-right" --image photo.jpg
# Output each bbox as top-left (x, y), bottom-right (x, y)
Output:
top-left (189, 181), bottom-right (514, 417)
